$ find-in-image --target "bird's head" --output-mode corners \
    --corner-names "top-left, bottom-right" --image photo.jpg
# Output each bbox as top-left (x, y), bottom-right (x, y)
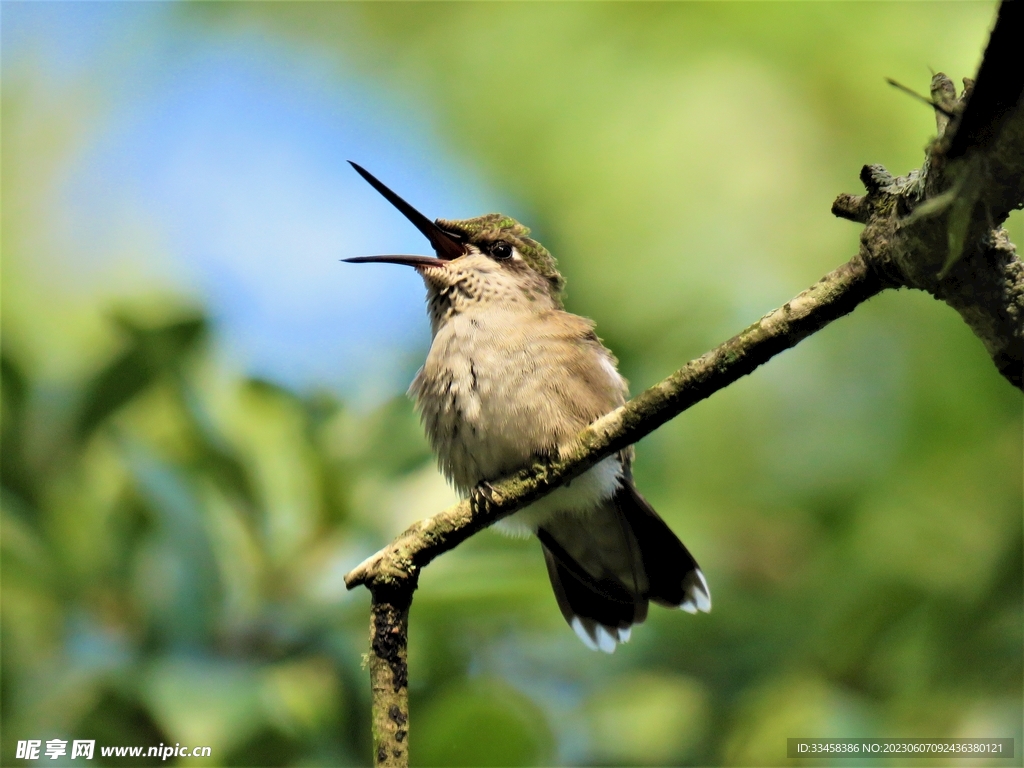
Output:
top-left (344, 163), bottom-right (565, 323)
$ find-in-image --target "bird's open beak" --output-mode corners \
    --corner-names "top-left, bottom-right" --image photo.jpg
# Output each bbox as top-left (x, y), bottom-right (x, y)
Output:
top-left (343, 162), bottom-right (467, 267)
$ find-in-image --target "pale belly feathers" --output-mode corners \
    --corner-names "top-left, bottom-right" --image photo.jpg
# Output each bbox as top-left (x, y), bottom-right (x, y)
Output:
top-left (409, 306), bottom-right (626, 536)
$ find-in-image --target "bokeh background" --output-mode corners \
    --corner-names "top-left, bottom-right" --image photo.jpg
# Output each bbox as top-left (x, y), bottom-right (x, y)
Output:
top-left (2, 3), bottom-right (1021, 766)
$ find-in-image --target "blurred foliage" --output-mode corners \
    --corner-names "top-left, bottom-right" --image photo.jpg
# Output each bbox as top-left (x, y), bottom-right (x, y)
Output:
top-left (3, 3), bottom-right (1023, 767)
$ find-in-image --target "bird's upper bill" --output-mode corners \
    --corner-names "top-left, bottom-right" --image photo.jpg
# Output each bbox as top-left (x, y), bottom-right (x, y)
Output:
top-left (342, 162), bottom-right (466, 269)
top-left (343, 161), bottom-right (566, 302)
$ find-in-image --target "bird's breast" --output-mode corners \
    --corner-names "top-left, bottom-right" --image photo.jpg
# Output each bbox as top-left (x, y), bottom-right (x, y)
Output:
top-left (410, 307), bottom-right (626, 496)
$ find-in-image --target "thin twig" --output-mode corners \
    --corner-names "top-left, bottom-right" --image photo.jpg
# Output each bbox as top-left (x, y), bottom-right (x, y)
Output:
top-left (886, 77), bottom-right (956, 118)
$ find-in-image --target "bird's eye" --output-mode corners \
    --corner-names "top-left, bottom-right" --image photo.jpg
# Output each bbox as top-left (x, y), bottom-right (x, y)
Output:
top-left (490, 241), bottom-right (513, 260)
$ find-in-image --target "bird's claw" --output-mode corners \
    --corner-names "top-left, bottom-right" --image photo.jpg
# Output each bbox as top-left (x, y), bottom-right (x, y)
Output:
top-left (471, 481), bottom-right (498, 514)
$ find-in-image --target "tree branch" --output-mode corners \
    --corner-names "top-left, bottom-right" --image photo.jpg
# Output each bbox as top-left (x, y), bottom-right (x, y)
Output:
top-left (838, 0), bottom-right (1024, 386)
top-left (347, 4), bottom-right (1023, 765)
top-left (345, 256), bottom-right (884, 593)
top-left (367, 590), bottom-right (411, 768)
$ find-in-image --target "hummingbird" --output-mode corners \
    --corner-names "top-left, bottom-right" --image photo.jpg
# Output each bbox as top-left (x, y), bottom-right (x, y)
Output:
top-left (344, 162), bottom-right (710, 652)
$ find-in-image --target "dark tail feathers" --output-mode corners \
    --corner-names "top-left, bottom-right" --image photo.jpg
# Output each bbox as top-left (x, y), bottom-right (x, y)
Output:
top-left (539, 482), bottom-right (709, 652)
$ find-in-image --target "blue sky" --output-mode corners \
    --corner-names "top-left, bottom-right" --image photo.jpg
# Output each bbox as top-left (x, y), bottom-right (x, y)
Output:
top-left (5, 2), bottom-right (513, 400)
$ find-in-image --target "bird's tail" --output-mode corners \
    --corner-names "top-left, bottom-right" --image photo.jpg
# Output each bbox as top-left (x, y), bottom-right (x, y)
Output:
top-left (538, 481), bottom-right (709, 653)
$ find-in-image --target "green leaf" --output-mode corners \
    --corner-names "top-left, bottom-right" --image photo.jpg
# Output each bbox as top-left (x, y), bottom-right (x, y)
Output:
top-left (124, 442), bottom-right (221, 645)
top-left (75, 313), bottom-right (208, 442)
top-left (1, 352), bottom-right (36, 506)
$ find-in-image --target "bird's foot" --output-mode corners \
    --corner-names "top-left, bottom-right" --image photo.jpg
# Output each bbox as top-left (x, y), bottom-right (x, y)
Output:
top-left (470, 480), bottom-right (499, 515)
